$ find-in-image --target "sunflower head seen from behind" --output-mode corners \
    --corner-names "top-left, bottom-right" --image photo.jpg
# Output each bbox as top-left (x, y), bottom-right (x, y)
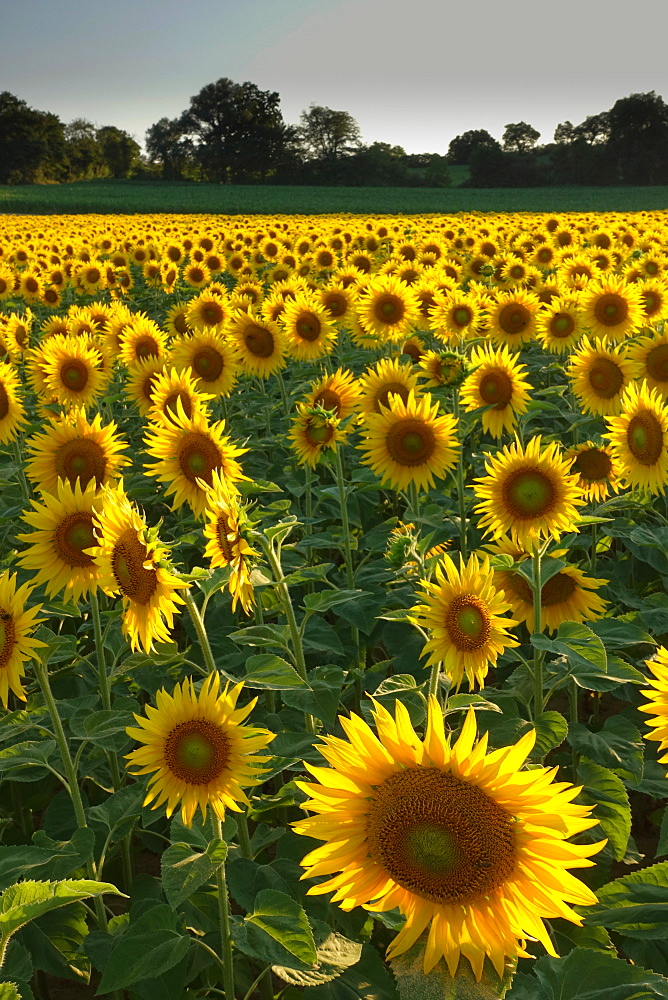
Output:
top-left (126, 672), bottom-right (274, 827)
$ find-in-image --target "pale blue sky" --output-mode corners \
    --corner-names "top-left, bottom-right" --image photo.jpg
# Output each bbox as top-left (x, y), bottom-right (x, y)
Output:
top-left (2, 0), bottom-right (667, 154)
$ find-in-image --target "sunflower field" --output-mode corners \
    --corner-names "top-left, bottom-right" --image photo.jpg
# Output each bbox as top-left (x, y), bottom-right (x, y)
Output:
top-left (2, 212), bottom-right (668, 1000)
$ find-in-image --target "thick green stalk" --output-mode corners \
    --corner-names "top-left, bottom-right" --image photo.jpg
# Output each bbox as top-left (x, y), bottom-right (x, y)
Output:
top-left (183, 587), bottom-right (216, 675)
top-left (236, 809), bottom-right (253, 859)
top-left (428, 661), bottom-right (441, 701)
top-left (333, 446), bottom-right (364, 706)
top-left (531, 546), bottom-right (544, 718)
top-left (11, 438), bottom-right (30, 506)
top-left (406, 480), bottom-right (420, 526)
top-left (212, 815), bottom-right (236, 1000)
top-left (452, 394), bottom-right (468, 559)
top-left (275, 370), bottom-right (290, 418)
top-left (590, 522), bottom-right (598, 574)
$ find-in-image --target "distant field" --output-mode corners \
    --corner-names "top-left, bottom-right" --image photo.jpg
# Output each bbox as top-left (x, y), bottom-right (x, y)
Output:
top-left (2, 179), bottom-right (668, 215)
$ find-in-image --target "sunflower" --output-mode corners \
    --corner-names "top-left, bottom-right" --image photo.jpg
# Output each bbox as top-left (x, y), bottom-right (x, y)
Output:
top-left (42, 336), bottom-right (108, 410)
top-left (304, 368), bottom-right (362, 419)
top-left (119, 317), bottom-right (169, 366)
top-left (401, 335), bottom-right (428, 363)
top-left (0, 360), bottom-right (27, 444)
top-left (183, 262), bottom-right (211, 290)
top-left (580, 276), bottom-right (644, 342)
top-left (485, 539), bottom-right (608, 633)
top-left (200, 470), bottom-right (259, 614)
top-left (410, 553), bottom-right (518, 689)
top-left (636, 278), bottom-right (668, 326)
top-left (16, 478), bottom-right (102, 603)
top-left (0, 572), bottom-right (45, 707)
top-left (355, 275), bottom-right (421, 344)
top-left (473, 436), bottom-right (585, 549)
top-left (535, 296), bottom-right (586, 354)
top-left (359, 358), bottom-right (422, 416)
top-left (124, 356), bottom-right (166, 416)
top-left (604, 382), bottom-right (668, 495)
top-left (281, 294), bottom-right (337, 361)
top-left (639, 648), bottom-right (668, 769)
top-left (487, 289), bottom-right (540, 350)
top-left (626, 330), bottom-right (668, 399)
top-left (170, 330), bottom-right (238, 398)
top-left (358, 390), bottom-right (459, 493)
top-left (567, 337), bottom-right (639, 417)
top-left (186, 290), bottom-right (229, 332)
top-left (89, 481), bottom-right (187, 652)
top-left (26, 409), bottom-right (129, 495)
top-left (295, 699), bottom-right (603, 979)
top-left (164, 303), bottom-right (191, 339)
top-left (4, 311), bottom-right (33, 358)
top-left (125, 672), bottom-right (273, 827)
top-left (144, 408), bottom-right (248, 518)
top-left (460, 345), bottom-right (532, 439)
top-left (564, 441), bottom-right (620, 502)
top-left (227, 310), bottom-right (287, 378)
top-left (319, 284), bottom-right (358, 331)
top-left (149, 366), bottom-right (213, 424)
top-left (417, 351), bottom-right (469, 389)
top-left (289, 404), bottom-right (345, 468)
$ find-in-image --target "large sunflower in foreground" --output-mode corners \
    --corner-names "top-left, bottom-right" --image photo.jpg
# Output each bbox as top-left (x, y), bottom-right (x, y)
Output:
top-left (473, 436), bottom-right (585, 549)
top-left (201, 470), bottom-right (259, 615)
top-left (580, 275), bottom-right (644, 342)
top-left (460, 345), bottom-right (532, 439)
top-left (295, 699), bottom-right (603, 979)
top-left (409, 553), bottom-right (518, 689)
top-left (567, 338), bottom-right (639, 417)
top-left (358, 390), bottom-right (459, 493)
top-left (0, 360), bottom-right (27, 444)
top-left (0, 572), bottom-right (45, 707)
top-left (605, 382), bottom-right (668, 495)
top-left (17, 478), bottom-right (101, 603)
top-left (89, 481), bottom-right (187, 652)
top-left (125, 672), bottom-right (274, 827)
top-left (26, 409), bottom-right (129, 495)
top-left (144, 408), bottom-right (248, 518)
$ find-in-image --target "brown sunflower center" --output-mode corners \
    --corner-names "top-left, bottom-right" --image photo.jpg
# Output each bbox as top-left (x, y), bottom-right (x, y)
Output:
top-left (244, 325), bottom-right (275, 358)
top-left (642, 292), bottom-right (662, 317)
top-left (376, 382), bottom-right (410, 411)
top-left (572, 448), bottom-right (612, 482)
top-left (499, 303), bottom-right (530, 334)
top-left (452, 306), bottom-right (472, 328)
top-left (54, 512), bottom-right (96, 568)
top-left (323, 292), bottom-right (347, 317)
top-left (550, 313), bottom-right (575, 338)
top-left (479, 370), bottom-right (513, 408)
top-left (135, 336), bottom-right (160, 359)
top-left (502, 468), bottom-right (556, 519)
top-left (0, 610), bottom-right (16, 670)
top-left (178, 432), bottom-right (221, 486)
top-left (173, 312), bottom-right (188, 335)
top-left (216, 513), bottom-right (235, 562)
top-left (402, 343), bottom-right (422, 361)
top-left (296, 313), bottom-right (321, 343)
top-left (305, 421), bottom-right (334, 446)
top-left (61, 360), bottom-right (89, 392)
top-left (164, 391), bottom-right (193, 419)
top-left (373, 294), bottom-right (405, 326)
top-left (646, 344), bottom-right (668, 382)
top-left (164, 719), bottom-right (229, 785)
top-left (627, 412), bottom-right (664, 465)
top-left (112, 528), bottom-right (158, 604)
top-left (313, 388), bottom-right (342, 415)
top-left (201, 303), bottom-right (225, 325)
top-left (193, 347), bottom-right (224, 382)
top-left (366, 767), bottom-right (516, 905)
top-left (445, 594), bottom-right (491, 650)
top-left (594, 293), bottom-right (628, 328)
top-left (541, 571), bottom-right (578, 606)
top-left (385, 419), bottom-right (436, 467)
top-left (0, 385), bottom-right (9, 421)
top-left (56, 438), bottom-right (107, 490)
top-left (588, 358), bottom-right (624, 398)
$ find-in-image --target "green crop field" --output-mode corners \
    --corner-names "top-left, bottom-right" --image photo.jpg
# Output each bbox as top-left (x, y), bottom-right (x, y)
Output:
top-left (2, 178), bottom-right (668, 215)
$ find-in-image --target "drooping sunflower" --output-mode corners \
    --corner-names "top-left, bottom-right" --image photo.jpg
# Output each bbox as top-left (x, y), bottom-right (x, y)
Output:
top-left (604, 382), bottom-right (668, 495)
top-left (567, 337), bottom-right (639, 417)
top-left (304, 368), bottom-right (362, 420)
top-left (564, 441), bottom-right (620, 502)
top-left (295, 699), bottom-right (604, 979)
top-left (201, 470), bottom-right (259, 614)
top-left (639, 648), bottom-right (668, 770)
top-left (358, 390), bottom-right (459, 493)
top-left (144, 408), bottom-right (248, 518)
top-left (170, 330), bottom-right (238, 398)
top-left (125, 672), bottom-right (274, 827)
top-left (281, 294), bottom-right (337, 361)
top-left (26, 409), bottom-right (129, 495)
top-left (289, 404), bottom-right (345, 468)
top-left (460, 345), bottom-right (532, 439)
top-left (0, 360), bottom-right (27, 444)
top-left (473, 436), bottom-right (585, 549)
top-left (42, 336), bottom-right (108, 411)
top-left (355, 275), bottom-right (421, 344)
top-left (580, 275), bottom-right (644, 342)
top-left (359, 357), bottom-right (422, 416)
top-left (16, 478), bottom-right (102, 603)
top-left (410, 553), bottom-right (518, 689)
top-left (89, 481), bottom-right (187, 652)
top-left (487, 288), bottom-right (540, 350)
top-left (416, 350), bottom-right (469, 389)
top-left (0, 572), bottom-right (45, 707)
top-left (228, 310), bottom-right (287, 378)
top-left (535, 296), bottom-right (586, 354)
top-left (148, 366), bottom-right (213, 424)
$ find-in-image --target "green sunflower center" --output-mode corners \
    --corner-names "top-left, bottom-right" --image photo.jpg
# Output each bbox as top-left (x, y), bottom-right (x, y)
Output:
top-left (594, 292), bottom-right (628, 327)
top-left (164, 719), bottom-right (229, 785)
top-left (178, 432), bottom-right (222, 486)
top-left (305, 421), bottom-right (334, 446)
top-left (373, 294), bottom-right (405, 326)
top-left (573, 448), bottom-right (612, 483)
top-left (56, 438), bottom-right (107, 490)
top-left (135, 336), bottom-right (160, 360)
top-left (62, 361), bottom-right (89, 392)
top-left (550, 314), bottom-right (575, 338)
top-left (627, 412), bottom-right (664, 466)
top-left (385, 418), bottom-right (436, 467)
top-left (445, 595), bottom-right (491, 650)
top-left (244, 324), bottom-right (275, 359)
top-left (588, 358), bottom-right (624, 399)
top-left (405, 824), bottom-right (460, 875)
top-left (498, 303), bottom-right (530, 335)
top-left (503, 468), bottom-right (556, 519)
top-left (296, 314), bottom-right (321, 342)
top-left (479, 370), bottom-right (513, 408)
top-left (54, 512), bottom-right (96, 568)
top-left (193, 347), bottom-right (224, 382)
top-left (453, 307), bottom-right (472, 327)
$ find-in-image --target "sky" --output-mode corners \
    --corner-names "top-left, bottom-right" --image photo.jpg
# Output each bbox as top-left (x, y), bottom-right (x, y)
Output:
top-left (3, 0), bottom-right (668, 156)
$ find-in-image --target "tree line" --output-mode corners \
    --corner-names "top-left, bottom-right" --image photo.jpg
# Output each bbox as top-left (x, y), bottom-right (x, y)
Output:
top-left (1, 81), bottom-right (667, 187)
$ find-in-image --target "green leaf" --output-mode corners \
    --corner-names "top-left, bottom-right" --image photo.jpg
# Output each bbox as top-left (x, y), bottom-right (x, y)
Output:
top-left (442, 694), bottom-right (503, 716)
top-left (272, 932), bottom-right (362, 986)
top-left (160, 839), bottom-right (227, 908)
top-left (578, 761), bottom-right (631, 861)
top-left (532, 621), bottom-right (608, 689)
top-left (516, 556), bottom-right (567, 587)
top-left (282, 665), bottom-right (345, 725)
top-left (96, 903), bottom-right (190, 994)
top-left (0, 742), bottom-right (58, 781)
top-left (21, 901), bottom-right (89, 980)
top-left (243, 654), bottom-right (308, 690)
top-left (658, 811), bottom-right (668, 858)
top-left (534, 711), bottom-right (569, 756)
top-left (0, 830), bottom-right (94, 891)
top-left (228, 624), bottom-right (291, 651)
top-left (302, 589), bottom-right (369, 614)
top-left (0, 985), bottom-right (20, 1000)
top-left (88, 784), bottom-right (144, 840)
top-left (568, 718), bottom-right (644, 782)
top-left (590, 617), bottom-right (655, 651)
top-left (586, 862), bottom-right (668, 940)
top-left (244, 889), bottom-right (316, 967)
top-left (508, 946), bottom-right (668, 999)
top-left (226, 858), bottom-right (293, 912)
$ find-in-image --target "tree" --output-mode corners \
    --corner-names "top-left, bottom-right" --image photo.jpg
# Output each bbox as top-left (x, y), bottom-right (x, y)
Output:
top-left (64, 118), bottom-right (105, 180)
top-left (575, 112), bottom-right (611, 145)
top-left (146, 117), bottom-right (194, 180)
top-left (502, 122), bottom-right (540, 154)
top-left (553, 121), bottom-right (577, 144)
top-left (298, 104), bottom-right (362, 160)
top-left (606, 91), bottom-right (668, 184)
top-left (96, 126), bottom-right (141, 179)
top-left (0, 91), bottom-right (66, 184)
top-left (179, 78), bottom-right (291, 183)
top-left (447, 129), bottom-right (499, 164)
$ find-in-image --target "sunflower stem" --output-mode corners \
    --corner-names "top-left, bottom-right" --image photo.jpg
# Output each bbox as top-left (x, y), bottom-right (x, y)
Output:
top-left (34, 657), bottom-right (110, 933)
top-left (236, 809), bottom-right (253, 859)
top-left (11, 437), bottom-right (29, 506)
top-left (275, 370), bottom-right (290, 418)
top-left (333, 446), bottom-right (365, 697)
top-left (453, 394), bottom-right (468, 560)
top-left (531, 546), bottom-right (544, 719)
top-left (304, 462), bottom-right (313, 570)
top-left (589, 522), bottom-right (598, 574)
top-left (406, 480), bottom-right (420, 526)
top-left (569, 680), bottom-right (580, 779)
top-left (428, 661), bottom-right (441, 702)
top-left (212, 815), bottom-right (236, 1000)
top-left (183, 587), bottom-right (217, 675)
